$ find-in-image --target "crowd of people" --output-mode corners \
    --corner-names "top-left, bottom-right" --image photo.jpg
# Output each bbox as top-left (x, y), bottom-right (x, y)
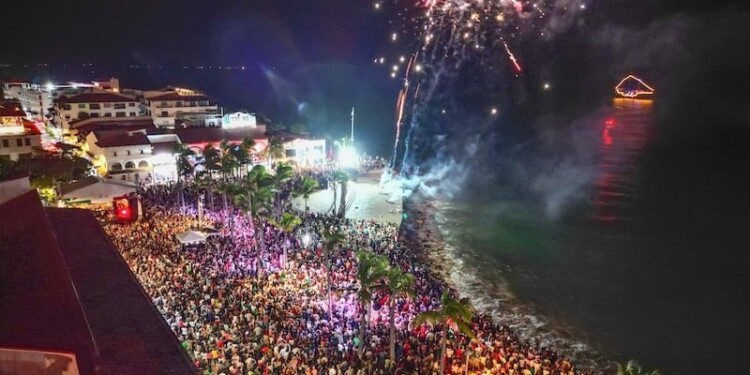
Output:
top-left (103, 181), bottom-right (592, 375)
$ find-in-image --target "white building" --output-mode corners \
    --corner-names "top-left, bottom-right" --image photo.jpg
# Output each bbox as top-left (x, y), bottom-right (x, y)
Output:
top-left (283, 137), bottom-right (326, 167)
top-left (0, 101), bottom-right (42, 161)
top-left (55, 91), bottom-right (141, 132)
top-left (1, 81), bottom-right (54, 122)
top-left (147, 133), bottom-right (181, 183)
top-left (85, 129), bottom-right (153, 183)
top-left (221, 112), bottom-right (257, 128)
top-left (145, 88), bottom-right (219, 128)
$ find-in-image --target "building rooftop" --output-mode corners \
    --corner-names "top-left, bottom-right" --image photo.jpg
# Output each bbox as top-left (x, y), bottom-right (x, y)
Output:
top-left (146, 93), bottom-right (211, 102)
top-left (59, 92), bottom-right (137, 104)
top-left (73, 118), bottom-right (156, 137)
top-left (0, 100), bottom-right (26, 117)
top-left (93, 130), bottom-right (151, 148)
top-left (0, 190), bottom-right (98, 374)
top-left (0, 190), bottom-right (199, 374)
top-left (174, 125), bottom-right (267, 145)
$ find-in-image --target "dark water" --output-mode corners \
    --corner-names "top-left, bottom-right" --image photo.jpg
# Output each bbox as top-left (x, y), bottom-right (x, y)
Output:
top-left (437, 99), bottom-right (750, 374)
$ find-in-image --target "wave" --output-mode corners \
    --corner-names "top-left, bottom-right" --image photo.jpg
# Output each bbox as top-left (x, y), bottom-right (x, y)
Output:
top-left (429, 200), bottom-right (613, 371)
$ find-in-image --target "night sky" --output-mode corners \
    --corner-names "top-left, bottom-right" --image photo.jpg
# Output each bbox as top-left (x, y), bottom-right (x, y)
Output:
top-left (2, 0), bottom-right (749, 155)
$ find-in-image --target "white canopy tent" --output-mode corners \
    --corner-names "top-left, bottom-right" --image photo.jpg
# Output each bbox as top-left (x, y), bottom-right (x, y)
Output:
top-left (59, 177), bottom-right (137, 206)
top-left (175, 230), bottom-right (208, 245)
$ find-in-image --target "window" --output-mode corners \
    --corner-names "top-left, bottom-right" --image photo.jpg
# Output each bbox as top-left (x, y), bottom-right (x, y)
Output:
top-left (103, 103), bottom-right (112, 108)
top-left (129, 112), bottom-right (136, 116)
top-left (104, 113), bottom-right (112, 117)
top-left (127, 150), bottom-right (131, 156)
top-left (113, 151), bottom-right (118, 157)
top-left (89, 103), bottom-right (101, 109)
top-left (16, 139), bottom-right (23, 147)
top-left (2, 139), bottom-right (8, 147)
top-left (140, 149), bottom-right (144, 154)
top-left (124, 161), bottom-right (135, 169)
top-left (78, 103), bottom-right (85, 109)
top-left (91, 113), bottom-right (99, 118)
top-left (138, 160), bottom-right (149, 168)
top-left (110, 163), bottom-right (123, 171)
top-left (64, 115), bottom-right (71, 120)
top-left (160, 101), bottom-right (167, 107)
top-left (160, 111), bottom-right (168, 117)
top-left (115, 112), bottom-right (126, 117)
top-left (128, 102), bottom-right (135, 107)
top-left (114, 103), bottom-right (126, 110)
top-left (24, 138), bottom-right (30, 146)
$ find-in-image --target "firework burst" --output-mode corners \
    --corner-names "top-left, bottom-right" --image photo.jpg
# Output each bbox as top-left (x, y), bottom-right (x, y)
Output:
top-left (377, 0), bottom-right (588, 172)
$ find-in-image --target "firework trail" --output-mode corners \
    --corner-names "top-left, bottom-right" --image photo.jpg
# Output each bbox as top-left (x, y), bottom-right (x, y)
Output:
top-left (378, 0), bottom-right (588, 179)
top-left (503, 40), bottom-right (523, 73)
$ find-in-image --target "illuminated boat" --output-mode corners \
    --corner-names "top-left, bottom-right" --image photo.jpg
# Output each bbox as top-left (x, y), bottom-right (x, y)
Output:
top-left (615, 75), bottom-right (655, 99)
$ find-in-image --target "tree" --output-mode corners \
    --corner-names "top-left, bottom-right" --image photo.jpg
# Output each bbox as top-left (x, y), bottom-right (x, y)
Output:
top-left (617, 361), bottom-right (662, 375)
top-left (271, 161), bottom-right (294, 219)
top-left (234, 165), bottom-right (275, 277)
top-left (381, 267), bottom-right (415, 364)
top-left (219, 140), bottom-right (240, 180)
top-left (292, 176), bottom-right (319, 213)
top-left (31, 175), bottom-right (57, 205)
top-left (265, 136), bottom-right (286, 163)
top-left (77, 112), bottom-right (90, 120)
top-left (201, 142), bottom-right (221, 177)
top-left (289, 123), bottom-right (307, 135)
top-left (195, 170), bottom-right (215, 210)
top-left (174, 143), bottom-right (196, 209)
top-left (332, 170), bottom-right (349, 218)
top-left (355, 250), bottom-right (389, 357)
top-left (0, 158), bottom-right (19, 179)
top-left (414, 291), bottom-right (477, 375)
top-left (322, 225), bottom-right (345, 315)
top-left (270, 212), bottom-right (302, 268)
top-left (233, 137), bottom-right (256, 175)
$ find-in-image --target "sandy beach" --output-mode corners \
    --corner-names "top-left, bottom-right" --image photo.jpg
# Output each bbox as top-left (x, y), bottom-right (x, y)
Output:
top-left (400, 192), bottom-right (612, 374)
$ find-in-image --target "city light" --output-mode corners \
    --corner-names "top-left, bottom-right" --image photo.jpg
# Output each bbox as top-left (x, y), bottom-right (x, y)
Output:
top-left (338, 146), bottom-right (360, 169)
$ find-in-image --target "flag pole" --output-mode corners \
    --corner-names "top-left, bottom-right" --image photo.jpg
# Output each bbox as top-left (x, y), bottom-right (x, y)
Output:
top-left (350, 107), bottom-right (355, 144)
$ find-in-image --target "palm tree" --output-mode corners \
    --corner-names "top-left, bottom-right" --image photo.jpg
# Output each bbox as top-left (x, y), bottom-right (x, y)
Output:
top-left (292, 176), bottom-right (319, 213)
top-left (617, 361), bottom-right (662, 375)
top-left (174, 143), bottom-right (196, 209)
top-left (194, 170), bottom-right (215, 210)
top-left (272, 161), bottom-right (295, 219)
top-left (217, 180), bottom-right (239, 213)
top-left (201, 142), bottom-right (221, 178)
top-left (382, 267), bottom-right (415, 364)
top-left (265, 136), bottom-right (286, 164)
top-left (322, 226), bottom-right (345, 314)
top-left (235, 165), bottom-right (275, 276)
top-left (219, 140), bottom-right (240, 180)
top-left (233, 137), bottom-right (256, 175)
top-left (332, 170), bottom-right (350, 218)
top-left (355, 250), bottom-right (389, 357)
top-left (270, 212), bottom-right (302, 268)
top-left (414, 291), bottom-right (477, 375)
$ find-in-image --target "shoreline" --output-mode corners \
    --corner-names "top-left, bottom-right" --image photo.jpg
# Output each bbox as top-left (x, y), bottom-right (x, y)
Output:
top-left (399, 192), bottom-right (612, 374)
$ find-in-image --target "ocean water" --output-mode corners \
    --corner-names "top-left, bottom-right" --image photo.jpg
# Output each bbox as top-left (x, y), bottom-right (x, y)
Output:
top-left (433, 99), bottom-right (750, 374)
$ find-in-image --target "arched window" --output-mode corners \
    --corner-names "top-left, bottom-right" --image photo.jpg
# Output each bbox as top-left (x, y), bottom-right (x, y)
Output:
top-left (124, 161), bottom-right (135, 169)
top-left (138, 160), bottom-right (149, 168)
top-left (110, 163), bottom-right (123, 171)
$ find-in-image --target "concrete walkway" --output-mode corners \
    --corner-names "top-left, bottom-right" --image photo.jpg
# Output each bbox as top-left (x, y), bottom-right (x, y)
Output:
top-left (292, 169), bottom-right (403, 225)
